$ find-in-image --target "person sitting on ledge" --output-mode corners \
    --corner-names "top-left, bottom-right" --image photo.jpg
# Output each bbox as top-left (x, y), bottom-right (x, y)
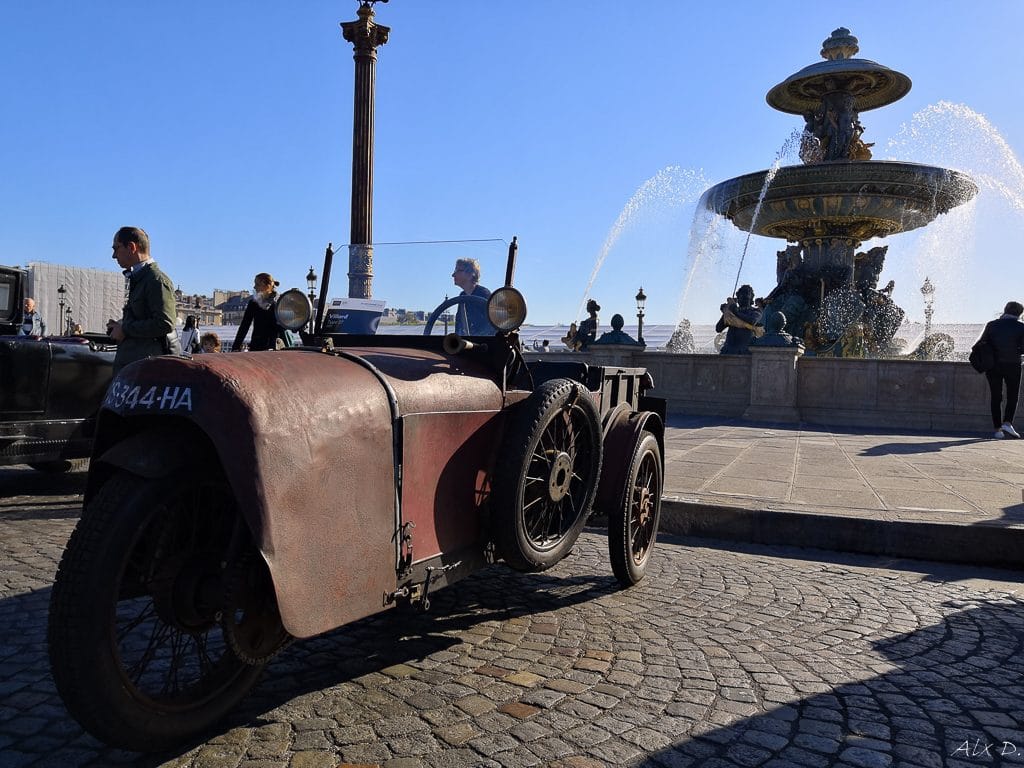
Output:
top-left (593, 314), bottom-right (642, 346)
top-left (716, 284), bottom-right (763, 354)
top-left (568, 299), bottom-right (600, 351)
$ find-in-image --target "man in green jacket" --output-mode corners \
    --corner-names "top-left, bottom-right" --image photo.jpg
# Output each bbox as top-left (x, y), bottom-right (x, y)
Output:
top-left (107, 226), bottom-right (178, 374)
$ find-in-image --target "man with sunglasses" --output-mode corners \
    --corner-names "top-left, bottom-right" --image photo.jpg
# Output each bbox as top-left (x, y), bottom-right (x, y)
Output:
top-left (451, 258), bottom-right (494, 336)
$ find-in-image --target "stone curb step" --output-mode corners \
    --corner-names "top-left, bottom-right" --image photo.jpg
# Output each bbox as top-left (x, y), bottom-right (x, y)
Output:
top-left (654, 499), bottom-right (1024, 571)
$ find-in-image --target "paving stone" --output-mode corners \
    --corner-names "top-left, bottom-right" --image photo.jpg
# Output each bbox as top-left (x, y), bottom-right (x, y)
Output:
top-left (497, 702), bottom-right (540, 720)
top-left (383, 759), bottom-right (424, 768)
top-left (383, 733), bottom-right (440, 757)
top-left (524, 736), bottom-right (575, 761)
top-left (546, 757), bottom-right (605, 768)
top-left (504, 672), bottom-right (543, 688)
top-left (573, 658), bottom-right (610, 673)
top-left (467, 731), bottom-right (518, 756)
top-left (508, 720), bottom-right (548, 743)
top-left (381, 664), bottom-right (418, 679)
top-left (453, 695), bottom-right (493, 717)
top-left (838, 746), bottom-right (894, 768)
top-left (519, 688), bottom-right (567, 709)
top-left (432, 722), bottom-right (478, 748)
top-left (244, 739), bottom-right (291, 759)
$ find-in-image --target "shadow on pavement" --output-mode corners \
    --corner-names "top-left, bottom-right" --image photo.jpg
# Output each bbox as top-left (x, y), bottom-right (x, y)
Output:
top-left (0, 500), bottom-right (81, 521)
top-left (996, 503), bottom-right (1024, 526)
top-left (858, 437), bottom-right (992, 455)
top-left (0, 559), bottom-right (617, 766)
top-left (639, 595), bottom-right (1024, 767)
top-left (0, 466), bottom-right (87, 498)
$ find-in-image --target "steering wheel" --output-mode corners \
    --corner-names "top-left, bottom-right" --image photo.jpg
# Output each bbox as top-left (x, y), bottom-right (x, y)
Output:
top-left (423, 294), bottom-right (489, 336)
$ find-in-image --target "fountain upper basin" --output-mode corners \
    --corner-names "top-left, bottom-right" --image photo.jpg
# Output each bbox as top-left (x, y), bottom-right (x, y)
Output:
top-left (702, 160), bottom-right (978, 242)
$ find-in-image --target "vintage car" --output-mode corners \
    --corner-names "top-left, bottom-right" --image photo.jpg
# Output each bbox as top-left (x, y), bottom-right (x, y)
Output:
top-left (0, 266), bottom-right (115, 472)
top-left (47, 240), bottom-right (666, 751)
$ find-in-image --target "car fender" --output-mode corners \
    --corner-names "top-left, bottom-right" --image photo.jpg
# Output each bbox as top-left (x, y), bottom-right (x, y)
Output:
top-left (92, 347), bottom-right (506, 638)
top-left (593, 405), bottom-right (664, 518)
top-left (94, 351), bottom-right (398, 638)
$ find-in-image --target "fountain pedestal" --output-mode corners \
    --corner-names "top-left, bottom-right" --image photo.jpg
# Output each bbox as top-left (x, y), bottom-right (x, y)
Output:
top-left (743, 346), bottom-right (805, 423)
top-left (803, 237), bottom-right (856, 278)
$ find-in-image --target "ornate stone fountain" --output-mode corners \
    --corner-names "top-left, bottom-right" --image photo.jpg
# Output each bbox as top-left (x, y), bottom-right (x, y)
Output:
top-left (702, 28), bottom-right (978, 356)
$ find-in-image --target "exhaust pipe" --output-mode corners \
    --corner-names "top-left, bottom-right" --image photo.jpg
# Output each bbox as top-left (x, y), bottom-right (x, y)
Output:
top-left (443, 333), bottom-right (487, 355)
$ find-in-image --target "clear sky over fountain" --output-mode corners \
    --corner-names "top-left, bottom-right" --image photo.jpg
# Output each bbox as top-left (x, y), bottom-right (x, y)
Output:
top-left (2, 2), bottom-right (1021, 326)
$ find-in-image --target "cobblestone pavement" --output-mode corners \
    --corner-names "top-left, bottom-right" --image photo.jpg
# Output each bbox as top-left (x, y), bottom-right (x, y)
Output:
top-left (2, 469), bottom-right (1024, 768)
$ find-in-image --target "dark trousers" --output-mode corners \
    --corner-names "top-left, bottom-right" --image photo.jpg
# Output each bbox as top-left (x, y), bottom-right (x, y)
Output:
top-left (985, 365), bottom-right (1023, 428)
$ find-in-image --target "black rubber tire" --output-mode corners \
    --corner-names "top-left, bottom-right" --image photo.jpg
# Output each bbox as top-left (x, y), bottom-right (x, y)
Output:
top-left (28, 458), bottom-right (88, 473)
top-left (492, 379), bottom-right (603, 572)
top-left (48, 471), bottom-right (266, 752)
top-left (609, 431), bottom-right (662, 586)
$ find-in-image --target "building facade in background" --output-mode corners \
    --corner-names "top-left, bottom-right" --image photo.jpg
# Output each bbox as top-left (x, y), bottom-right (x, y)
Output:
top-left (19, 262), bottom-right (243, 334)
top-left (25, 262), bottom-right (124, 335)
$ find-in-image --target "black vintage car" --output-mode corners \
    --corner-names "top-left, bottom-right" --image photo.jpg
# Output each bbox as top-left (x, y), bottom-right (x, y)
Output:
top-left (0, 266), bottom-right (115, 472)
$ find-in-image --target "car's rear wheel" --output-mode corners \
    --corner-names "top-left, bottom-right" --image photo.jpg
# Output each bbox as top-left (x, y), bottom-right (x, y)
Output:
top-left (48, 471), bottom-right (273, 752)
top-left (609, 431), bottom-right (662, 586)
top-left (492, 379), bottom-right (602, 571)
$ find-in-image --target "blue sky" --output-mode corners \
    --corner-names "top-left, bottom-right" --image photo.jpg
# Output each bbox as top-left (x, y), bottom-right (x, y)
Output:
top-left (3, 1), bottom-right (1022, 324)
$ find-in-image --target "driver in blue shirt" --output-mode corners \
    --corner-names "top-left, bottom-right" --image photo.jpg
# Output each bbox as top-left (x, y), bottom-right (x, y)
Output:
top-left (451, 258), bottom-right (495, 335)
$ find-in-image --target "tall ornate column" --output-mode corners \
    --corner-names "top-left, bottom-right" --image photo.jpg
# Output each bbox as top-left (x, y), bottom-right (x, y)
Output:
top-left (341, 1), bottom-right (390, 298)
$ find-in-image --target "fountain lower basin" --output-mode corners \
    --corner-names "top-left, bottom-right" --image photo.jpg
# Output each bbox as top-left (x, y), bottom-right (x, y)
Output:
top-left (702, 160), bottom-right (978, 241)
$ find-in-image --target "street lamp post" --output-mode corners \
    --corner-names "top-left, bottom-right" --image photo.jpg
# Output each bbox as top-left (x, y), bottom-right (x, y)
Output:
top-left (194, 296), bottom-right (202, 325)
top-left (306, 266), bottom-right (318, 331)
top-left (57, 284), bottom-right (66, 333)
top-left (341, 0), bottom-right (390, 299)
top-left (635, 287), bottom-right (647, 346)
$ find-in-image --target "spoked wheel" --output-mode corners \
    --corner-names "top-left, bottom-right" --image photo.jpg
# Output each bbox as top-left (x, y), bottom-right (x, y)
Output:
top-left (48, 471), bottom-right (282, 752)
top-left (493, 379), bottom-right (602, 571)
top-left (609, 431), bottom-right (662, 586)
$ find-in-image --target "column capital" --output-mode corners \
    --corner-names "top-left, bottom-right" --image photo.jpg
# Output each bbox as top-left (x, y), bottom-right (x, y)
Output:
top-left (341, 5), bottom-right (390, 53)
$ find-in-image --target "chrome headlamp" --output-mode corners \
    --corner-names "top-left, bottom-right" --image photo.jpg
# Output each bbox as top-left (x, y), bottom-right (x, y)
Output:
top-left (275, 289), bottom-right (312, 331)
top-left (487, 287), bottom-right (527, 332)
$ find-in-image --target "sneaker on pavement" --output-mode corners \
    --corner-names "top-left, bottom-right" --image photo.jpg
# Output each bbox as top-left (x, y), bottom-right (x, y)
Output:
top-left (994, 429), bottom-right (1006, 439)
top-left (1002, 423), bottom-right (1021, 438)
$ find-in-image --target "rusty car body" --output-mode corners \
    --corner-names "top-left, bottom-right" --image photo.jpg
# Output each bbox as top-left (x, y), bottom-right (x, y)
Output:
top-left (0, 266), bottom-right (115, 472)
top-left (47, 240), bottom-right (666, 750)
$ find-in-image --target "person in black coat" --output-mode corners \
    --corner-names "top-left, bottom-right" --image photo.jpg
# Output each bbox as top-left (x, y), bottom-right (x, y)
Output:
top-left (976, 300), bottom-right (1024, 439)
top-left (232, 272), bottom-right (281, 351)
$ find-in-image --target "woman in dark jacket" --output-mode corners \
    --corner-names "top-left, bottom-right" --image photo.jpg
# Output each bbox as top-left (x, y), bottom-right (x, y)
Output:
top-left (232, 273), bottom-right (281, 351)
top-left (976, 300), bottom-right (1024, 439)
